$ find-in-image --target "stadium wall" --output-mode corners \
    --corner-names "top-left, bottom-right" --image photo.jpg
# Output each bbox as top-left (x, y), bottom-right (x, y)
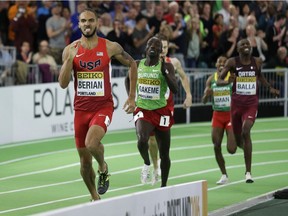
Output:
top-left (0, 78), bottom-right (134, 145)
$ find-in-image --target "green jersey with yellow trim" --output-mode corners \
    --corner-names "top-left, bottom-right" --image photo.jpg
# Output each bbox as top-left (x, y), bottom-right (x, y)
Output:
top-left (136, 59), bottom-right (168, 110)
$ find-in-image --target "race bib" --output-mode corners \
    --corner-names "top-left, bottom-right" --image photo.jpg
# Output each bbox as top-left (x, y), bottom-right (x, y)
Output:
top-left (77, 71), bottom-right (105, 96)
top-left (236, 77), bottom-right (256, 95)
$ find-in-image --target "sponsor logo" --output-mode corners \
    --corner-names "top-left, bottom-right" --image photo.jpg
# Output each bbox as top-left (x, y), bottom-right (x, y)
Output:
top-left (236, 67), bottom-right (243, 70)
top-left (76, 53), bottom-right (84, 58)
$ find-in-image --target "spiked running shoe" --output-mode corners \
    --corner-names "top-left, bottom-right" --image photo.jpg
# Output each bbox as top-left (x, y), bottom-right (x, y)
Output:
top-left (97, 162), bottom-right (110, 195)
top-left (216, 174), bottom-right (229, 185)
top-left (151, 169), bottom-right (159, 186)
top-left (245, 172), bottom-right (254, 183)
top-left (141, 164), bottom-right (150, 184)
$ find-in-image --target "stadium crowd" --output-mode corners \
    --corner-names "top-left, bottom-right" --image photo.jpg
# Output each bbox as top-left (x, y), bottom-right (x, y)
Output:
top-left (0, 0), bottom-right (288, 86)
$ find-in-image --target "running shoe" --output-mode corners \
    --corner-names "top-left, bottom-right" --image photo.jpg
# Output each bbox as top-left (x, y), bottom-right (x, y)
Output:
top-left (97, 162), bottom-right (110, 195)
top-left (216, 174), bottom-right (229, 185)
top-left (141, 164), bottom-right (150, 184)
top-left (245, 172), bottom-right (254, 183)
top-left (151, 169), bottom-right (159, 185)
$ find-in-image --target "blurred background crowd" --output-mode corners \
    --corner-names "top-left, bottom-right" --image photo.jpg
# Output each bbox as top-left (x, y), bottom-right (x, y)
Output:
top-left (0, 0), bottom-right (288, 86)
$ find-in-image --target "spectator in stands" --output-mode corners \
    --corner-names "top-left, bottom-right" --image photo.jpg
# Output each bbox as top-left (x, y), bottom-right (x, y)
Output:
top-left (265, 13), bottom-right (286, 63)
top-left (9, 1), bottom-right (38, 52)
top-left (17, 41), bottom-right (32, 64)
top-left (219, 27), bottom-right (240, 58)
top-left (109, 1), bottom-right (126, 23)
top-left (107, 19), bottom-right (130, 66)
top-left (15, 41), bottom-right (33, 84)
top-left (99, 13), bottom-right (113, 36)
top-left (257, 2), bottom-right (275, 35)
top-left (61, 7), bottom-right (72, 45)
top-left (186, 17), bottom-right (200, 68)
top-left (0, 1), bottom-right (10, 45)
top-left (264, 46), bottom-right (288, 97)
top-left (148, 4), bottom-right (164, 35)
top-left (212, 13), bottom-right (224, 50)
top-left (169, 12), bottom-right (187, 67)
top-left (32, 39), bottom-right (58, 82)
top-left (198, 2), bottom-right (214, 68)
top-left (130, 14), bottom-right (155, 60)
top-left (246, 24), bottom-right (267, 62)
top-left (70, 1), bottom-right (87, 43)
top-left (124, 8), bottom-right (139, 35)
top-left (163, 1), bottom-right (179, 24)
top-left (0, 39), bottom-right (14, 85)
top-left (141, 1), bottom-right (155, 18)
top-left (46, 2), bottom-right (70, 64)
top-left (36, 0), bottom-right (52, 42)
top-left (217, 0), bottom-right (231, 28)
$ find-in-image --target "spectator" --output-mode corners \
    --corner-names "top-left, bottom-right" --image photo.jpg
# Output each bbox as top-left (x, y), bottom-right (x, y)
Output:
top-left (219, 27), bottom-right (240, 58)
top-left (264, 46), bottom-right (288, 97)
top-left (246, 24), bottom-right (268, 62)
top-left (141, 1), bottom-right (155, 18)
top-left (130, 14), bottom-right (155, 60)
top-left (32, 40), bottom-right (58, 82)
top-left (109, 1), bottom-right (125, 23)
top-left (0, 39), bottom-right (14, 85)
top-left (0, 1), bottom-right (10, 45)
top-left (124, 8), bottom-right (139, 35)
top-left (148, 4), bottom-right (164, 35)
top-left (163, 1), bottom-right (179, 24)
top-left (46, 2), bottom-right (70, 64)
top-left (61, 7), bottom-right (72, 45)
top-left (17, 41), bottom-right (32, 64)
top-left (198, 2), bottom-right (214, 68)
top-left (15, 41), bottom-right (32, 84)
top-left (212, 13), bottom-right (224, 50)
top-left (217, 0), bottom-right (231, 28)
top-left (170, 12), bottom-right (187, 67)
top-left (107, 19), bottom-right (130, 66)
top-left (186, 17), bottom-right (200, 68)
top-left (9, 1), bottom-right (38, 52)
top-left (36, 0), bottom-right (52, 42)
top-left (265, 13), bottom-right (286, 62)
top-left (99, 13), bottom-right (113, 36)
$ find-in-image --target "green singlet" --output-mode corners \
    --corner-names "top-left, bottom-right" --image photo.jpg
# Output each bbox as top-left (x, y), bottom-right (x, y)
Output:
top-left (136, 59), bottom-right (168, 110)
top-left (211, 72), bottom-right (232, 112)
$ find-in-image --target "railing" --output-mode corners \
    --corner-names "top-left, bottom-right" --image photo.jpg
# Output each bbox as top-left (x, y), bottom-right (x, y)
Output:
top-left (0, 63), bottom-right (287, 119)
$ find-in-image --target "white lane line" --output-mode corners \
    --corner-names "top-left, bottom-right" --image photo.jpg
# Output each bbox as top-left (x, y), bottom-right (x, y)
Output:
top-left (1, 146), bottom-right (288, 181)
top-left (0, 118), bottom-right (287, 149)
top-left (0, 168), bottom-right (287, 214)
top-left (1, 135), bottom-right (288, 166)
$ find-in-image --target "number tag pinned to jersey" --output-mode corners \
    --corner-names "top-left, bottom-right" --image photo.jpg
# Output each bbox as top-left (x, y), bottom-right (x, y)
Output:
top-left (160, 115), bottom-right (170, 127)
top-left (134, 111), bottom-right (144, 122)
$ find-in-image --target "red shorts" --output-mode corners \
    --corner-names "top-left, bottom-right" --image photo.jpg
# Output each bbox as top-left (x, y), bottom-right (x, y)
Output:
top-left (212, 111), bottom-right (232, 129)
top-left (230, 104), bottom-right (258, 134)
top-left (134, 106), bottom-right (174, 131)
top-left (74, 106), bottom-right (113, 148)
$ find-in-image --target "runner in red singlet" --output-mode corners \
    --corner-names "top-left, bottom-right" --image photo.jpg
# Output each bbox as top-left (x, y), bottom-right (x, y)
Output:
top-left (58, 8), bottom-right (137, 201)
top-left (218, 39), bottom-right (279, 183)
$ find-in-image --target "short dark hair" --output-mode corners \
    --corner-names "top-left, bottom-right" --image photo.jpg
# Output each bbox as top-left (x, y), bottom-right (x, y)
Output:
top-left (276, 13), bottom-right (286, 21)
top-left (156, 33), bottom-right (169, 42)
top-left (80, 8), bottom-right (98, 19)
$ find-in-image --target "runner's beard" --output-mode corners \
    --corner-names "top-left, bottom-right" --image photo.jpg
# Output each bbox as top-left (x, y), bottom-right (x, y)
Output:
top-left (81, 27), bottom-right (97, 38)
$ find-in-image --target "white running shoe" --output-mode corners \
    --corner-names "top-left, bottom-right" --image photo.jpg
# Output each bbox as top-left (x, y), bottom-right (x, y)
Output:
top-left (141, 164), bottom-right (150, 184)
top-left (157, 159), bottom-right (161, 176)
top-left (216, 175), bottom-right (229, 185)
top-left (245, 172), bottom-right (254, 183)
top-left (151, 169), bottom-right (159, 185)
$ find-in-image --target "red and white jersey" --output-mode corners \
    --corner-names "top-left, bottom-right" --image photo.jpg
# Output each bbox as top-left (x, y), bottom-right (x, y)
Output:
top-left (72, 37), bottom-right (113, 111)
